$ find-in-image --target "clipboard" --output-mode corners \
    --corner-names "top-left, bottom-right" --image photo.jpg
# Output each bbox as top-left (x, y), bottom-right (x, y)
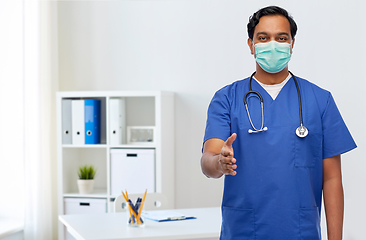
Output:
top-left (142, 210), bottom-right (196, 222)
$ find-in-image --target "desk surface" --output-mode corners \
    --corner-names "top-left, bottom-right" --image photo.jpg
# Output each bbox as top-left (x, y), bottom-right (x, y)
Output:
top-left (59, 207), bottom-right (221, 240)
top-left (0, 218), bottom-right (23, 238)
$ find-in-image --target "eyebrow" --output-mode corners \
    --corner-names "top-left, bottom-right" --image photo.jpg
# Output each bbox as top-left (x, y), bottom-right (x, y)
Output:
top-left (256, 32), bottom-right (268, 37)
top-left (277, 32), bottom-right (290, 37)
top-left (256, 32), bottom-right (290, 37)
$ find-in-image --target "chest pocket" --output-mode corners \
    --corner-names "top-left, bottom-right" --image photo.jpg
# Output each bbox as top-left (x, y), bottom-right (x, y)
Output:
top-left (294, 132), bottom-right (322, 168)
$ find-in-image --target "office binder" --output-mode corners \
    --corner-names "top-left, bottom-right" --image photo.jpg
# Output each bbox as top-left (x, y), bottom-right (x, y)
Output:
top-left (72, 100), bottom-right (85, 145)
top-left (85, 99), bottom-right (101, 144)
top-left (109, 98), bottom-right (126, 145)
top-left (62, 99), bottom-right (72, 144)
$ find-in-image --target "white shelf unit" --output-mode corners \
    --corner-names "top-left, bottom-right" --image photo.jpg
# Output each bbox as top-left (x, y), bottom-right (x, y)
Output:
top-left (56, 91), bottom-right (174, 240)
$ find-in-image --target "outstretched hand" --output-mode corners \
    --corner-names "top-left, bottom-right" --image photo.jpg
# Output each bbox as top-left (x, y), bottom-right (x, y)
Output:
top-left (218, 133), bottom-right (237, 176)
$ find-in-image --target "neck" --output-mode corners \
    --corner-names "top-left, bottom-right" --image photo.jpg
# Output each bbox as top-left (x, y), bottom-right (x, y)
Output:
top-left (254, 64), bottom-right (289, 85)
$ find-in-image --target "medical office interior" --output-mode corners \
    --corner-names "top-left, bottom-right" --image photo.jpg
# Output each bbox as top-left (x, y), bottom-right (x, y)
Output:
top-left (0, 0), bottom-right (364, 239)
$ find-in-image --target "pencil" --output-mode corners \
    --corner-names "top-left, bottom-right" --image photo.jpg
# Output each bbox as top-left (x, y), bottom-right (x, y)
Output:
top-left (128, 190), bottom-right (143, 224)
top-left (122, 191), bottom-right (136, 224)
top-left (136, 190), bottom-right (147, 223)
top-left (123, 191), bottom-right (142, 224)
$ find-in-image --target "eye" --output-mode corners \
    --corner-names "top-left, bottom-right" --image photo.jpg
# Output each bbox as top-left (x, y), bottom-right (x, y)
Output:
top-left (258, 36), bottom-right (266, 41)
top-left (278, 37), bottom-right (288, 41)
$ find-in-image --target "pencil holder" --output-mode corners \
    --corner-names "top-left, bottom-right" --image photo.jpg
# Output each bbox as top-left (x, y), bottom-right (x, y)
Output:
top-left (126, 201), bottom-right (145, 227)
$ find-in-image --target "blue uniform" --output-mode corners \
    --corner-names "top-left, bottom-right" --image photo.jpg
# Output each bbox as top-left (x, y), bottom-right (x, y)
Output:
top-left (204, 75), bottom-right (356, 239)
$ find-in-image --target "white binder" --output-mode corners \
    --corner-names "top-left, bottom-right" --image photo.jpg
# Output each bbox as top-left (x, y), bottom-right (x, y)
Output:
top-left (109, 98), bottom-right (126, 145)
top-left (72, 100), bottom-right (85, 145)
top-left (62, 99), bottom-right (72, 144)
top-left (110, 149), bottom-right (155, 195)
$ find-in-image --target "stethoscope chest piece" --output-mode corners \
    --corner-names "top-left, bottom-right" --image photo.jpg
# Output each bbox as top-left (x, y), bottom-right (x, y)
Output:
top-left (296, 125), bottom-right (308, 138)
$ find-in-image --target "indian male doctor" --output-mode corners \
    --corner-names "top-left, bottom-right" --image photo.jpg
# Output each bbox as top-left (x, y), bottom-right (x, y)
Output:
top-left (201, 6), bottom-right (356, 240)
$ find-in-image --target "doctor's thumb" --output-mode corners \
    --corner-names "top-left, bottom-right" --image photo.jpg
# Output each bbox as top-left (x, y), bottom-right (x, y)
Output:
top-left (225, 133), bottom-right (237, 147)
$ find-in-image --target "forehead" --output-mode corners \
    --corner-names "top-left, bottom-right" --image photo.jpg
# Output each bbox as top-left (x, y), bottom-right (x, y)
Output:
top-left (254, 15), bottom-right (291, 35)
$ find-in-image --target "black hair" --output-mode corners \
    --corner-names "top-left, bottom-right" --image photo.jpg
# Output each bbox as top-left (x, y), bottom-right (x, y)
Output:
top-left (247, 6), bottom-right (297, 40)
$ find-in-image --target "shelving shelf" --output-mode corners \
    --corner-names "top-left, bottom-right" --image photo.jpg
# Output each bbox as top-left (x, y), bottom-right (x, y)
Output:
top-left (56, 91), bottom-right (174, 240)
top-left (63, 188), bottom-right (108, 198)
top-left (62, 144), bottom-right (108, 148)
top-left (109, 144), bottom-right (157, 149)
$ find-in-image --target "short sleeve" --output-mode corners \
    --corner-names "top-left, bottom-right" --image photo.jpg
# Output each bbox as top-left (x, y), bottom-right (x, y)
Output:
top-left (322, 93), bottom-right (357, 159)
top-left (203, 88), bottom-right (232, 144)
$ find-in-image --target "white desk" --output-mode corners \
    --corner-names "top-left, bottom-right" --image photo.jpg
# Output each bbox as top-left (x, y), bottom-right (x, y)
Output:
top-left (0, 218), bottom-right (23, 239)
top-left (59, 207), bottom-right (221, 240)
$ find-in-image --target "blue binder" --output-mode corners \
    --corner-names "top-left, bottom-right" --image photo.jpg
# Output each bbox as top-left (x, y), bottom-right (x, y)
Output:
top-left (84, 99), bottom-right (101, 144)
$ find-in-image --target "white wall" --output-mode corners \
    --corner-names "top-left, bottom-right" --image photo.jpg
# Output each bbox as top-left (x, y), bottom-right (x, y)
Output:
top-left (57, 1), bottom-right (366, 239)
top-left (0, 0), bottom-right (24, 219)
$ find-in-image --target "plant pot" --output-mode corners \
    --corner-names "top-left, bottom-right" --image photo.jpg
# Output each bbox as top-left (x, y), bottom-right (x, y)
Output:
top-left (77, 179), bottom-right (94, 194)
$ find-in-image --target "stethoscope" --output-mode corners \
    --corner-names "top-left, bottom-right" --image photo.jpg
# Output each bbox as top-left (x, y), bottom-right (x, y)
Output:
top-left (244, 71), bottom-right (308, 138)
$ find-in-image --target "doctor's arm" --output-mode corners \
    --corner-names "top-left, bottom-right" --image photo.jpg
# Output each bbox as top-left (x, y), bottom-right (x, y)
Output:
top-left (323, 154), bottom-right (343, 240)
top-left (201, 133), bottom-right (237, 178)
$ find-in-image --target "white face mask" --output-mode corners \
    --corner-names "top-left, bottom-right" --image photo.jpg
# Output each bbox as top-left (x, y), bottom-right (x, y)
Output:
top-left (254, 41), bottom-right (292, 73)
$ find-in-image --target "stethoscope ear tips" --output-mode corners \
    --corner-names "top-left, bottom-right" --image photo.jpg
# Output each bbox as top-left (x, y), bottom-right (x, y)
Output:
top-left (248, 127), bottom-right (268, 133)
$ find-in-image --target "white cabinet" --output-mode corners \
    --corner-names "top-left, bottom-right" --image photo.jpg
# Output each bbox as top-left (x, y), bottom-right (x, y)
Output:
top-left (56, 91), bottom-right (174, 240)
top-left (110, 149), bottom-right (155, 195)
top-left (64, 198), bottom-right (107, 214)
top-left (64, 198), bottom-right (107, 240)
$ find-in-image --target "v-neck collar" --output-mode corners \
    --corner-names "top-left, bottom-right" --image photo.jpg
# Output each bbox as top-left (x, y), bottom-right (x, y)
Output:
top-left (251, 74), bottom-right (293, 104)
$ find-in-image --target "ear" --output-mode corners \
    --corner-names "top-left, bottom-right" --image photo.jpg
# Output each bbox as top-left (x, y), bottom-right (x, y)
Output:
top-left (248, 38), bottom-right (254, 55)
top-left (291, 38), bottom-right (295, 54)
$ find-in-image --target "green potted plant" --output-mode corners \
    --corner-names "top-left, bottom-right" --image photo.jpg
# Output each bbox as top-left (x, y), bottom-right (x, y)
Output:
top-left (77, 165), bottom-right (97, 194)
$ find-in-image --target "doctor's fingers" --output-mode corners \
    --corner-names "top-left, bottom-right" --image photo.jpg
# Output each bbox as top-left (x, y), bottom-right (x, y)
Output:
top-left (222, 163), bottom-right (237, 175)
top-left (224, 133), bottom-right (237, 147)
top-left (225, 169), bottom-right (237, 176)
top-left (219, 154), bottom-right (237, 165)
top-left (218, 156), bottom-right (237, 175)
top-left (224, 162), bottom-right (237, 170)
top-left (221, 147), bottom-right (235, 159)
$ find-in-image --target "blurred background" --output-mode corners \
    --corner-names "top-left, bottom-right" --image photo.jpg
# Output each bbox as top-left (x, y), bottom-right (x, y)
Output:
top-left (0, 0), bottom-right (364, 239)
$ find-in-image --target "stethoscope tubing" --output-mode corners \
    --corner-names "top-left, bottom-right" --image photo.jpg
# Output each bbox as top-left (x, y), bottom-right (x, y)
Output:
top-left (291, 71), bottom-right (304, 126)
top-left (244, 71), bottom-right (305, 132)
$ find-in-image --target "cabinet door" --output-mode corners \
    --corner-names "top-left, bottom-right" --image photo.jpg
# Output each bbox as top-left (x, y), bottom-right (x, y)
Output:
top-left (64, 198), bottom-right (107, 214)
top-left (110, 149), bottom-right (155, 195)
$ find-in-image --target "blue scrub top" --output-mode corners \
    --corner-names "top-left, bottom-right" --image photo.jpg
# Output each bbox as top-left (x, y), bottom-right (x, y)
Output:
top-left (204, 75), bottom-right (356, 240)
